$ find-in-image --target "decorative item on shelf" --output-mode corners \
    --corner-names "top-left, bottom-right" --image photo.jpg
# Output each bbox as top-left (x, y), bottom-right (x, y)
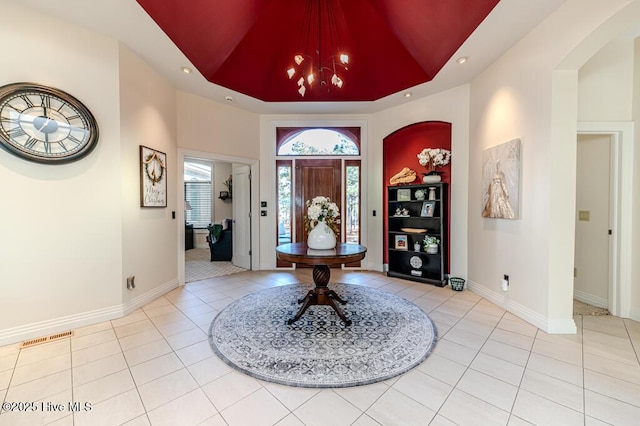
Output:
top-left (218, 191), bottom-right (231, 200)
top-left (394, 235), bottom-right (408, 250)
top-left (410, 256), bottom-right (423, 275)
top-left (415, 189), bottom-right (426, 200)
top-left (414, 242), bottom-right (421, 252)
top-left (394, 206), bottom-right (409, 217)
top-left (428, 187), bottom-right (437, 200)
top-left (423, 235), bottom-right (439, 254)
top-left (420, 201), bottom-right (436, 217)
top-left (223, 175), bottom-right (232, 198)
top-left (286, 0), bottom-right (349, 97)
top-left (401, 228), bottom-right (427, 233)
top-left (417, 148), bottom-right (451, 183)
top-left (397, 188), bottom-right (411, 201)
top-left (305, 196), bottom-right (339, 249)
top-left (389, 167), bottom-right (417, 185)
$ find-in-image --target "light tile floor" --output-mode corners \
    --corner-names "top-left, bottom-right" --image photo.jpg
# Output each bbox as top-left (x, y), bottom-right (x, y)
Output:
top-left (1, 270), bottom-right (639, 425)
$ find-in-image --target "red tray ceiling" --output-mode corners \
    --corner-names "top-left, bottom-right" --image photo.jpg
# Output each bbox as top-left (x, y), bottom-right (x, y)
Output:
top-left (136, 0), bottom-right (499, 102)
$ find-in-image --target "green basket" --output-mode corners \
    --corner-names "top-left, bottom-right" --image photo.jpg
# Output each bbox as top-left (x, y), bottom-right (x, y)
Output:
top-left (449, 277), bottom-right (465, 291)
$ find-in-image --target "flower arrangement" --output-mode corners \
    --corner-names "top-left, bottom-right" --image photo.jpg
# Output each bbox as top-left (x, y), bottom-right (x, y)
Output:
top-left (417, 148), bottom-right (452, 173)
top-left (414, 189), bottom-right (426, 200)
top-left (305, 196), bottom-right (340, 235)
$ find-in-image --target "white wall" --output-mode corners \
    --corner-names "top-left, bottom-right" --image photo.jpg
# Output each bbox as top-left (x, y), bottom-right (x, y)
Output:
top-left (578, 38), bottom-right (634, 121)
top-left (0, 2), bottom-right (122, 342)
top-left (0, 3), bottom-right (180, 345)
top-left (468, 0), bottom-right (640, 332)
top-left (118, 46), bottom-right (178, 305)
top-left (213, 162), bottom-right (233, 223)
top-left (633, 38), bottom-right (640, 317)
top-left (176, 92), bottom-right (260, 158)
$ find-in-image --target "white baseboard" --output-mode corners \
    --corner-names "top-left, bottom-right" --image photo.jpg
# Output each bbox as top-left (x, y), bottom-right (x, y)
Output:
top-left (122, 279), bottom-right (179, 316)
top-left (467, 279), bottom-right (577, 335)
top-left (0, 278), bottom-right (178, 347)
top-left (573, 289), bottom-right (608, 309)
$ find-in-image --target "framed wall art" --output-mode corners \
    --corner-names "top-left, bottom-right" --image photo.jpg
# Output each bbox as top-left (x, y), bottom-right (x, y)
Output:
top-left (140, 145), bottom-right (167, 207)
top-left (394, 235), bottom-right (408, 250)
top-left (397, 188), bottom-right (411, 201)
top-left (421, 201), bottom-right (436, 217)
top-left (481, 138), bottom-right (521, 219)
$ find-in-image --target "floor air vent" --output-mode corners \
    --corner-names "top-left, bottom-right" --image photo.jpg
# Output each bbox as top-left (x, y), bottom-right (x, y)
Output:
top-left (20, 330), bottom-right (74, 349)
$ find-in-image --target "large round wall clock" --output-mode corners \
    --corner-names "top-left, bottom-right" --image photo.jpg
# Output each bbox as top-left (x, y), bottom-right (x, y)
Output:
top-left (0, 82), bottom-right (99, 164)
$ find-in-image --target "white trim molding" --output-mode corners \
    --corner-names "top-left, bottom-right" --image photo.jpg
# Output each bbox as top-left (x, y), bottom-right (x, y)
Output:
top-left (468, 279), bottom-right (577, 334)
top-left (0, 279), bottom-right (178, 347)
top-left (573, 289), bottom-right (608, 309)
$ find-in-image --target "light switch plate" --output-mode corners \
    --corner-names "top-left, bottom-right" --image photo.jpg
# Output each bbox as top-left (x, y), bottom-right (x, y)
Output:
top-left (578, 210), bottom-right (590, 221)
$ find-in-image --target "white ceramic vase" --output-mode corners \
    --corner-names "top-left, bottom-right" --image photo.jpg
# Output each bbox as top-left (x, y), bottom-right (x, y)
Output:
top-left (307, 220), bottom-right (336, 249)
top-left (426, 244), bottom-right (438, 254)
top-left (422, 174), bottom-right (442, 184)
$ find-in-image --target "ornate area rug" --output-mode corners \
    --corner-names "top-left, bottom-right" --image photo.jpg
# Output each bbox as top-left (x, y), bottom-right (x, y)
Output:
top-left (208, 283), bottom-right (437, 388)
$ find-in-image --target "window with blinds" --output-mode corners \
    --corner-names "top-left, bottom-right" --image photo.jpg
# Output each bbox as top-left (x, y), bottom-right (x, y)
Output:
top-left (185, 181), bottom-right (212, 228)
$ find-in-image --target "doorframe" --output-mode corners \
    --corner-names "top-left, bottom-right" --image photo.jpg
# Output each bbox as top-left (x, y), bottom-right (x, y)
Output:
top-left (577, 121), bottom-right (633, 317)
top-left (178, 148), bottom-right (259, 285)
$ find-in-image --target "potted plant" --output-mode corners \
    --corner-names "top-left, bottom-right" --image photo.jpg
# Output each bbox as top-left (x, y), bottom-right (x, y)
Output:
top-left (423, 235), bottom-right (439, 254)
top-left (414, 189), bottom-right (426, 200)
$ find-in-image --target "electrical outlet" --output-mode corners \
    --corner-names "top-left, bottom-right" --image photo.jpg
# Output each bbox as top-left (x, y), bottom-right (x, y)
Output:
top-left (126, 276), bottom-right (136, 290)
top-left (501, 274), bottom-right (509, 291)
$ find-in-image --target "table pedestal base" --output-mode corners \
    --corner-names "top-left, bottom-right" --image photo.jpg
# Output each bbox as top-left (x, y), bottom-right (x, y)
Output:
top-left (288, 265), bottom-right (351, 326)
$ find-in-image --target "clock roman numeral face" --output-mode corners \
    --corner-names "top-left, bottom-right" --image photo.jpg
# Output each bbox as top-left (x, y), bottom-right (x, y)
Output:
top-left (0, 83), bottom-right (98, 164)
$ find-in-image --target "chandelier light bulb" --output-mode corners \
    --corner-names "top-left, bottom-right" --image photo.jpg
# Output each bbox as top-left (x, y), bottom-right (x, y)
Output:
top-left (287, 2), bottom-right (349, 96)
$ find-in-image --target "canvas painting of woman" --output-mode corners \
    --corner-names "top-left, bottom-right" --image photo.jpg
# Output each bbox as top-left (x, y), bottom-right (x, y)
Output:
top-left (481, 139), bottom-right (520, 219)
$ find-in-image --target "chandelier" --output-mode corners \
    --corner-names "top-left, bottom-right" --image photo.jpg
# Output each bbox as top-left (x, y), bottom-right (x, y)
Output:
top-left (286, 0), bottom-right (349, 97)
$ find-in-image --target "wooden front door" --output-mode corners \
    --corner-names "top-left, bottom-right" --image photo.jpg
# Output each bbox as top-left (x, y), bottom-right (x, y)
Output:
top-left (295, 159), bottom-right (342, 244)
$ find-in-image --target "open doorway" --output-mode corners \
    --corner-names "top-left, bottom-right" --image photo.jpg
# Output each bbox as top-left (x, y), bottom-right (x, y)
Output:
top-left (178, 150), bottom-right (258, 285)
top-left (575, 123), bottom-right (633, 318)
top-left (574, 134), bottom-right (612, 315)
top-left (183, 157), bottom-right (245, 282)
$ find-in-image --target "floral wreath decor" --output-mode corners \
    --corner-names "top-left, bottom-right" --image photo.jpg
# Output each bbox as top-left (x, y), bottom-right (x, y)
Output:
top-left (417, 148), bottom-right (451, 174)
top-left (305, 196), bottom-right (340, 235)
top-left (143, 151), bottom-right (166, 185)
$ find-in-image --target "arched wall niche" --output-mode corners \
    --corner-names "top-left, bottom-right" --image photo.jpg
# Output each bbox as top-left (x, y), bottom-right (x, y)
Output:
top-left (382, 121), bottom-right (452, 266)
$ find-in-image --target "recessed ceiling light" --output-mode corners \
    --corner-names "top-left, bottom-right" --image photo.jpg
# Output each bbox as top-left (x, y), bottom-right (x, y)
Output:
top-left (456, 56), bottom-right (468, 64)
top-left (404, 92), bottom-right (412, 98)
top-left (181, 66), bottom-right (192, 74)
top-left (225, 96), bottom-right (234, 102)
